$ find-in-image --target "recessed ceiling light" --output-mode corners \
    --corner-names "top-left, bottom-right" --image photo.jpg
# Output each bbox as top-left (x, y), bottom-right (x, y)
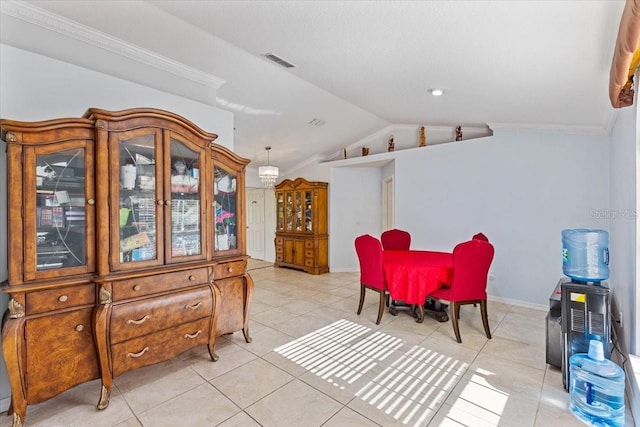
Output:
top-left (430, 89), bottom-right (444, 96)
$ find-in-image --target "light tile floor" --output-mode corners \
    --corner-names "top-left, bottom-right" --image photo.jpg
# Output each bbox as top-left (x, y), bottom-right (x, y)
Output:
top-left (1, 260), bottom-right (635, 427)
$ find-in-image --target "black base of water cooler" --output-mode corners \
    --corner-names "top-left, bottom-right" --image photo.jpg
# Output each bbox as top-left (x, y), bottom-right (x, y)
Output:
top-left (546, 281), bottom-right (562, 369)
top-left (560, 278), bottom-right (611, 390)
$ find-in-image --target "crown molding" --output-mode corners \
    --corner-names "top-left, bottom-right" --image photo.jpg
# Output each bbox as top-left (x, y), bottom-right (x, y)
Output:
top-left (487, 122), bottom-right (607, 136)
top-left (1, 0), bottom-right (226, 89)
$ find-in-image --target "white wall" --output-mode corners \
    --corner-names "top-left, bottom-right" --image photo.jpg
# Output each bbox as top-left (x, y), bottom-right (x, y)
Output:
top-left (0, 44), bottom-right (233, 149)
top-left (609, 102), bottom-right (638, 355)
top-left (608, 96), bottom-right (639, 424)
top-left (324, 130), bottom-right (611, 307)
top-left (398, 131), bottom-right (610, 306)
top-left (0, 44), bottom-right (234, 413)
top-left (330, 167), bottom-right (383, 271)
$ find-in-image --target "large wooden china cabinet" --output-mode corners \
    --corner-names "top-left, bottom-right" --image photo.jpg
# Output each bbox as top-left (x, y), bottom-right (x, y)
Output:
top-left (274, 178), bottom-right (328, 275)
top-left (0, 108), bottom-right (253, 427)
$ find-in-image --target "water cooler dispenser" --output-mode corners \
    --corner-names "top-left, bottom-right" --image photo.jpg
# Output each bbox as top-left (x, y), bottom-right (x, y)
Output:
top-left (560, 278), bottom-right (611, 390)
top-left (551, 229), bottom-right (612, 390)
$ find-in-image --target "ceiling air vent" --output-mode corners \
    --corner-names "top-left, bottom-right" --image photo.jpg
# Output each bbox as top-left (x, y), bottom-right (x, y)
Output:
top-left (262, 52), bottom-right (296, 69)
top-left (308, 118), bottom-right (326, 127)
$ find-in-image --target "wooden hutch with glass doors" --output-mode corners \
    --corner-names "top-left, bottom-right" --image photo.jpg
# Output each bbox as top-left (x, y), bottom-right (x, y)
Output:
top-left (274, 177), bottom-right (328, 275)
top-left (0, 108), bottom-right (253, 427)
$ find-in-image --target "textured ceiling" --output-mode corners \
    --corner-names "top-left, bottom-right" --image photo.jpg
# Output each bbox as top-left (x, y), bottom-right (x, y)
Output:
top-left (1, 1), bottom-right (627, 174)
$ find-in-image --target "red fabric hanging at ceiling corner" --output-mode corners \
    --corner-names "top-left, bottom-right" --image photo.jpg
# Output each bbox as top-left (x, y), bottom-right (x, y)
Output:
top-left (609, 0), bottom-right (640, 108)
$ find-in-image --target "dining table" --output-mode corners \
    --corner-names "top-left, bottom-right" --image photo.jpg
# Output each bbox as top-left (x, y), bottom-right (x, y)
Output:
top-left (383, 250), bottom-right (453, 323)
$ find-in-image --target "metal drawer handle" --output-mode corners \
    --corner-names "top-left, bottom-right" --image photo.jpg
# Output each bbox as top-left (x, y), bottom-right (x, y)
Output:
top-left (184, 330), bottom-right (202, 339)
top-left (133, 284), bottom-right (141, 291)
top-left (227, 267), bottom-right (233, 273)
top-left (87, 198), bottom-right (96, 206)
top-left (75, 324), bottom-right (84, 332)
top-left (127, 314), bottom-right (151, 325)
top-left (58, 295), bottom-right (68, 302)
top-left (127, 347), bottom-right (149, 358)
top-left (189, 275), bottom-right (196, 281)
top-left (185, 301), bottom-right (203, 310)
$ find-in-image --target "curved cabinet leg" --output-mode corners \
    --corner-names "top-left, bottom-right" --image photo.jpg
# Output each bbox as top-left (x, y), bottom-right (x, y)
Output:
top-left (2, 303), bottom-right (27, 427)
top-left (93, 289), bottom-right (113, 410)
top-left (207, 282), bottom-right (220, 362)
top-left (97, 385), bottom-right (111, 411)
top-left (242, 273), bottom-right (254, 343)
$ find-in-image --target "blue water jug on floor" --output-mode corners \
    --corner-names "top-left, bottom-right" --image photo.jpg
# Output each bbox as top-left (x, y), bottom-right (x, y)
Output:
top-left (562, 229), bottom-right (609, 282)
top-left (569, 340), bottom-right (625, 427)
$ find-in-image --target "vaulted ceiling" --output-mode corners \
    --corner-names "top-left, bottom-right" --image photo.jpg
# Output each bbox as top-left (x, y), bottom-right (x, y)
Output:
top-left (1, 1), bottom-right (626, 173)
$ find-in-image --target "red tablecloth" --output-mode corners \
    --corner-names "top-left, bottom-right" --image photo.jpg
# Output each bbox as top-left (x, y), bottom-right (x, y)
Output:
top-left (383, 250), bottom-right (453, 305)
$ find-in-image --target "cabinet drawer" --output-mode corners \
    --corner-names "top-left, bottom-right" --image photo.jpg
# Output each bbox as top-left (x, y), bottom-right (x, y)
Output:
top-left (112, 268), bottom-right (208, 301)
top-left (276, 254), bottom-right (283, 262)
top-left (27, 283), bottom-right (95, 315)
top-left (111, 318), bottom-right (209, 378)
top-left (305, 240), bottom-right (314, 249)
top-left (275, 237), bottom-right (283, 245)
top-left (212, 259), bottom-right (246, 280)
top-left (304, 249), bottom-right (314, 258)
top-left (305, 259), bottom-right (315, 267)
top-left (276, 245), bottom-right (283, 254)
top-left (111, 286), bottom-right (213, 344)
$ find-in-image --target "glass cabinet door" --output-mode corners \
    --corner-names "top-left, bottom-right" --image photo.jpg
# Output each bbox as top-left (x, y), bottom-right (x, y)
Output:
top-left (277, 192), bottom-right (284, 231)
top-left (24, 141), bottom-right (95, 280)
top-left (294, 192), bottom-right (302, 231)
top-left (214, 165), bottom-right (238, 252)
top-left (304, 191), bottom-right (312, 232)
top-left (167, 136), bottom-right (205, 262)
top-left (285, 192), bottom-right (293, 231)
top-left (113, 129), bottom-right (162, 268)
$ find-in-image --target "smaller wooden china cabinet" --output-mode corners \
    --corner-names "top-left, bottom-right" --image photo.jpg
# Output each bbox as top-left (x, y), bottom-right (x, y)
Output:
top-left (1, 108), bottom-right (253, 427)
top-left (274, 177), bottom-right (328, 275)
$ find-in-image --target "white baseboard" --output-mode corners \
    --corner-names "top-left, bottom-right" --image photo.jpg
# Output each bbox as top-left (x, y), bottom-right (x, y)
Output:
top-left (0, 396), bottom-right (9, 413)
top-left (625, 354), bottom-right (640, 424)
top-left (328, 268), bottom-right (358, 273)
top-left (487, 295), bottom-right (547, 312)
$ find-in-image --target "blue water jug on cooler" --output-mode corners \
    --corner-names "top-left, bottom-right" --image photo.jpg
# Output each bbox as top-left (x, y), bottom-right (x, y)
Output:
top-left (569, 340), bottom-right (625, 426)
top-left (562, 229), bottom-right (609, 282)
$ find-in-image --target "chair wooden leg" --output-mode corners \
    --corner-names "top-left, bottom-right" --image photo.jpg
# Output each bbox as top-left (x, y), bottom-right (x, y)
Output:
top-left (480, 299), bottom-right (492, 339)
top-left (376, 290), bottom-right (385, 325)
top-left (357, 286), bottom-right (365, 315)
top-left (451, 302), bottom-right (462, 343)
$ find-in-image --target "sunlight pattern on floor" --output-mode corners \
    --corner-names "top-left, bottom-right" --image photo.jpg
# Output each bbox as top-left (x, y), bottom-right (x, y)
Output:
top-left (356, 345), bottom-right (469, 426)
top-left (443, 368), bottom-right (510, 425)
top-left (275, 319), bottom-right (471, 426)
top-left (274, 319), bottom-right (404, 388)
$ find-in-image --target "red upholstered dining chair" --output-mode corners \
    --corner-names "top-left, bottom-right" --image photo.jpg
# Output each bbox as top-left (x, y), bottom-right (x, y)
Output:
top-left (429, 239), bottom-right (495, 343)
top-left (381, 228), bottom-right (411, 250)
top-left (355, 234), bottom-right (388, 325)
top-left (472, 232), bottom-right (489, 242)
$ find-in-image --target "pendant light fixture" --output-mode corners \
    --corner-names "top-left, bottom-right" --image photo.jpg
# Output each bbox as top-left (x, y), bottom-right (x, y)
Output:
top-left (258, 146), bottom-right (279, 188)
